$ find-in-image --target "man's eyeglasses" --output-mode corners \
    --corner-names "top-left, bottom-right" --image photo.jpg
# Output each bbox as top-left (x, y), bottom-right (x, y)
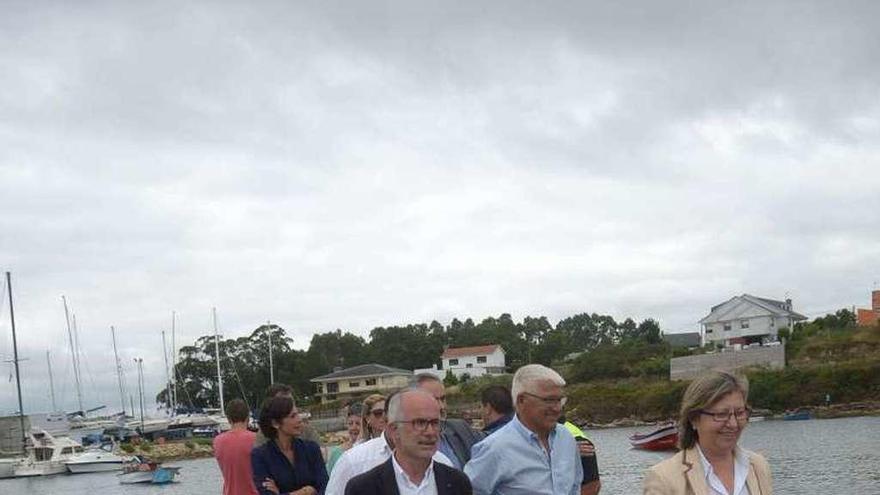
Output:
top-left (396, 418), bottom-right (443, 432)
top-left (370, 409), bottom-right (386, 418)
top-left (698, 407), bottom-right (751, 422)
top-left (522, 392), bottom-right (567, 407)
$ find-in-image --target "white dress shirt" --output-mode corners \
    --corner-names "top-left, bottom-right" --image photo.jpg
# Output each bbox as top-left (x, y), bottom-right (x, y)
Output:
top-left (392, 453), bottom-right (437, 495)
top-left (696, 445), bottom-right (751, 495)
top-left (325, 432), bottom-right (452, 495)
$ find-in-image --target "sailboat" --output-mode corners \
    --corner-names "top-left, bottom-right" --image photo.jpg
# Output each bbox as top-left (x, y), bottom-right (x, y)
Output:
top-left (1, 272), bottom-right (85, 477)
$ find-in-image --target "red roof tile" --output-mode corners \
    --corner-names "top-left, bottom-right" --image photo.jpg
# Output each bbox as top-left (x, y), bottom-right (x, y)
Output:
top-left (441, 345), bottom-right (501, 359)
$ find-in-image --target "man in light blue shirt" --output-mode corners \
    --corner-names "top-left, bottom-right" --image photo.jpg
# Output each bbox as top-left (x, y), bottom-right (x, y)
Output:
top-left (464, 364), bottom-right (583, 495)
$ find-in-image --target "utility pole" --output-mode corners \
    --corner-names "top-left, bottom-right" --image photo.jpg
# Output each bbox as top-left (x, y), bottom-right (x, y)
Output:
top-left (267, 320), bottom-right (275, 385)
top-left (213, 307), bottom-right (224, 412)
top-left (6, 272), bottom-right (27, 451)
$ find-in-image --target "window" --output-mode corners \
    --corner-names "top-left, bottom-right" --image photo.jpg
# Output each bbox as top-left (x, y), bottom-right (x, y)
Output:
top-left (740, 320), bottom-right (750, 329)
top-left (365, 378), bottom-right (377, 386)
top-left (316, 384), bottom-right (323, 393)
top-left (466, 363), bottom-right (473, 368)
top-left (706, 328), bottom-right (713, 334)
top-left (327, 382), bottom-right (339, 393)
top-left (723, 323), bottom-right (732, 331)
top-left (477, 356), bottom-right (487, 363)
top-left (349, 381), bottom-right (360, 388)
top-left (770, 319), bottom-right (775, 327)
top-left (449, 358), bottom-right (459, 366)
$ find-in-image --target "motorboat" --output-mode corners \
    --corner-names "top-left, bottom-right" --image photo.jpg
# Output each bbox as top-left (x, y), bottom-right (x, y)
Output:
top-left (65, 449), bottom-right (129, 473)
top-left (118, 456), bottom-right (180, 484)
top-left (13, 429), bottom-right (85, 477)
top-left (629, 423), bottom-right (679, 451)
top-left (783, 409), bottom-right (812, 421)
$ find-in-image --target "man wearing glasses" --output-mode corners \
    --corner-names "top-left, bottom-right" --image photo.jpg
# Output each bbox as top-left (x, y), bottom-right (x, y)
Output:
top-left (344, 389), bottom-right (472, 494)
top-left (325, 389), bottom-right (454, 495)
top-left (464, 364), bottom-right (583, 495)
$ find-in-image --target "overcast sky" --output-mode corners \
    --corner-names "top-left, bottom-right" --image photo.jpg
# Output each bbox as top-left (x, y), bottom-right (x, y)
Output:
top-left (1, 1), bottom-right (879, 415)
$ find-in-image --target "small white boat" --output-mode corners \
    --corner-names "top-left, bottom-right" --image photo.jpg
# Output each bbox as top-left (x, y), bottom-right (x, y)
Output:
top-left (118, 457), bottom-right (180, 484)
top-left (65, 450), bottom-right (129, 473)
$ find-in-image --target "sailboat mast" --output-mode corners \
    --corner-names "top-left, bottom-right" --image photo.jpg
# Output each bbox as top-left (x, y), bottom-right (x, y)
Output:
top-left (135, 357), bottom-right (145, 431)
top-left (170, 311), bottom-right (177, 414)
top-left (267, 320), bottom-right (275, 384)
top-left (111, 326), bottom-right (126, 415)
top-left (61, 296), bottom-right (84, 413)
top-left (213, 307), bottom-right (224, 412)
top-left (46, 351), bottom-right (58, 412)
top-left (6, 272), bottom-right (26, 450)
top-left (162, 330), bottom-right (171, 414)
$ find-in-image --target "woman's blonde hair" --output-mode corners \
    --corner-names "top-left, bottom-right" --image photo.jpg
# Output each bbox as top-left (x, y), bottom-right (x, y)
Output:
top-left (678, 370), bottom-right (749, 449)
top-left (359, 393), bottom-right (387, 441)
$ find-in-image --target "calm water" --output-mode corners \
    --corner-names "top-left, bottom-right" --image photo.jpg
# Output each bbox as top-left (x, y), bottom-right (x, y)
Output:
top-left (2, 416), bottom-right (878, 494)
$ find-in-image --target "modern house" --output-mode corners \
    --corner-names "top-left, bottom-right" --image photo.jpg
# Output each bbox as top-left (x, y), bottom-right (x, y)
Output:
top-left (442, 344), bottom-right (506, 379)
top-left (310, 364), bottom-right (412, 404)
top-left (413, 344), bottom-right (507, 380)
top-left (700, 294), bottom-right (807, 347)
top-left (856, 290), bottom-right (880, 327)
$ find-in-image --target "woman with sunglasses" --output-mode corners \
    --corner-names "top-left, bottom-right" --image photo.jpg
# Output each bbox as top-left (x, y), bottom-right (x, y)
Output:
top-left (643, 370), bottom-right (773, 495)
top-left (252, 396), bottom-right (328, 495)
top-left (358, 394), bottom-right (387, 443)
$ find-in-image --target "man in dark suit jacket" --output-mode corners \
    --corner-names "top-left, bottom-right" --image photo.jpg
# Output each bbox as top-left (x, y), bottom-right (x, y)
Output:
top-left (344, 388), bottom-right (472, 495)
top-left (414, 374), bottom-right (484, 468)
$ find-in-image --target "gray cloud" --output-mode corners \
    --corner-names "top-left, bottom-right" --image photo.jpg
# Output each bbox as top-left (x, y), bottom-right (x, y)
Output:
top-left (1, 0), bottom-right (879, 413)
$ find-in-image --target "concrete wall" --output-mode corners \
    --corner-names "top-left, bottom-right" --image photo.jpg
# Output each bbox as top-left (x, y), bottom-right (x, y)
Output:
top-left (0, 415), bottom-right (30, 455)
top-left (670, 345), bottom-right (785, 381)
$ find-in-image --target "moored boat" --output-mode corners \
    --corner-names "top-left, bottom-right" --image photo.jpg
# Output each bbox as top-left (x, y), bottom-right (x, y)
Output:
top-left (65, 449), bottom-right (129, 473)
top-left (117, 456), bottom-right (180, 484)
top-left (629, 423), bottom-right (679, 451)
top-left (783, 409), bottom-right (812, 421)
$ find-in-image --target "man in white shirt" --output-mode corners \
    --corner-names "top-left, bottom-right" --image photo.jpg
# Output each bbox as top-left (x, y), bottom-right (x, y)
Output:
top-left (344, 389), bottom-right (472, 495)
top-left (325, 389), bottom-right (454, 495)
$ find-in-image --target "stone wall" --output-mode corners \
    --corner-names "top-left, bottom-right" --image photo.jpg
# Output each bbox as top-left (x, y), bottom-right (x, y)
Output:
top-left (670, 345), bottom-right (785, 381)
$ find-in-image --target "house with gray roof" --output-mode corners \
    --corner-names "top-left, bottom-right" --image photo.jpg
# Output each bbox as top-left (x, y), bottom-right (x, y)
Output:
top-left (310, 363), bottom-right (412, 404)
top-left (700, 294), bottom-right (807, 347)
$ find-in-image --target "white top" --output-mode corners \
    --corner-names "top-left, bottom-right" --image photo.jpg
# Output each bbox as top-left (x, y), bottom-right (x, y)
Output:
top-left (696, 445), bottom-right (751, 495)
top-left (325, 432), bottom-right (453, 495)
top-left (392, 453), bottom-right (437, 495)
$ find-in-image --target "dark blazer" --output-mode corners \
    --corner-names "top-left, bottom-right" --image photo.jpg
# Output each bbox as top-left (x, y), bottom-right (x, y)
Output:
top-left (251, 438), bottom-right (329, 495)
top-left (344, 457), bottom-right (472, 495)
top-left (440, 418), bottom-right (484, 466)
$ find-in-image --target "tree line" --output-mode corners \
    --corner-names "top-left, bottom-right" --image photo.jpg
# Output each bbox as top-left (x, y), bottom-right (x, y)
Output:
top-left (159, 312), bottom-right (663, 409)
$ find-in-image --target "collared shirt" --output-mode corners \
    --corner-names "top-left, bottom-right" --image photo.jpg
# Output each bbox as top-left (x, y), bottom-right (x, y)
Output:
top-left (482, 414), bottom-right (513, 436)
top-left (464, 414), bottom-right (582, 495)
top-left (696, 445), bottom-right (751, 495)
top-left (325, 432), bottom-right (453, 495)
top-left (392, 453), bottom-right (437, 495)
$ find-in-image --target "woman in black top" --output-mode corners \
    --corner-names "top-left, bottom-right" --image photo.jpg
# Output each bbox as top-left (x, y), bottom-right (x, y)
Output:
top-left (251, 396), bottom-right (328, 495)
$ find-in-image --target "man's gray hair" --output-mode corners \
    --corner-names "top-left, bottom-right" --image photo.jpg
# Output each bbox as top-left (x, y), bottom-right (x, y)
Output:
top-left (386, 387), bottom-right (435, 423)
top-left (511, 364), bottom-right (566, 402)
top-left (410, 372), bottom-right (442, 387)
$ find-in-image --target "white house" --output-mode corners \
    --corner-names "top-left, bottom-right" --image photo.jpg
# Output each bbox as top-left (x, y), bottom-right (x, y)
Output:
top-left (440, 344), bottom-right (506, 379)
top-left (700, 294), bottom-right (807, 347)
